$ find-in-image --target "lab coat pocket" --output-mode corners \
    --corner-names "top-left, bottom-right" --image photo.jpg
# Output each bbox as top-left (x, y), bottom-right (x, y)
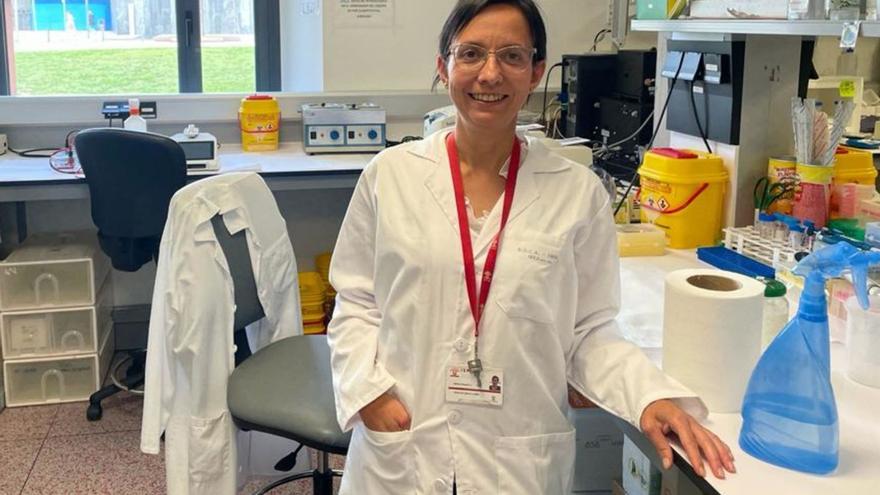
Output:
top-left (495, 429), bottom-right (576, 495)
top-left (344, 424), bottom-right (415, 491)
top-left (497, 231), bottom-right (564, 324)
top-left (188, 411), bottom-right (235, 485)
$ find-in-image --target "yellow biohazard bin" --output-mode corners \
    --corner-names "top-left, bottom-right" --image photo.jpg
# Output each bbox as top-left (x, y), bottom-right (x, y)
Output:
top-left (638, 148), bottom-right (728, 249)
top-left (239, 95), bottom-right (280, 151)
top-left (834, 147), bottom-right (877, 186)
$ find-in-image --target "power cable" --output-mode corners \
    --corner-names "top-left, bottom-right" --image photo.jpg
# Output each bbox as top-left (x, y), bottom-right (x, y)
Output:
top-left (689, 81), bottom-right (713, 153)
top-left (613, 56), bottom-right (685, 217)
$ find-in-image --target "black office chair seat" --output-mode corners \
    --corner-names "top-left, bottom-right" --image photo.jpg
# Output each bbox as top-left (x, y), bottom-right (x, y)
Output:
top-left (228, 335), bottom-right (351, 495)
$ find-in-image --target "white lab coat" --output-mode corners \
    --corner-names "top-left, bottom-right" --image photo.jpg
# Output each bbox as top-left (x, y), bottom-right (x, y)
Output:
top-left (141, 173), bottom-right (302, 495)
top-left (327, 131), bottom-right (707, 495)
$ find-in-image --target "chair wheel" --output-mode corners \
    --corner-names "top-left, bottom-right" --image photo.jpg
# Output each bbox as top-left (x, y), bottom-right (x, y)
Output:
top-left (87, 403), bottom-right (103, 421)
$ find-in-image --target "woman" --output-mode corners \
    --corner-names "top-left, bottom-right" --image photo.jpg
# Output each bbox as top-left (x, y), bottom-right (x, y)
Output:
top-left (327, 1), bottom-right (735, 493)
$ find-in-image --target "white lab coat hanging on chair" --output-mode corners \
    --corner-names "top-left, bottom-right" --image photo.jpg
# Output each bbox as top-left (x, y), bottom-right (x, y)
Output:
top-left (141, 172), bottom-right (302, 495)
top-left (327, 131), bottom-right (708, 494)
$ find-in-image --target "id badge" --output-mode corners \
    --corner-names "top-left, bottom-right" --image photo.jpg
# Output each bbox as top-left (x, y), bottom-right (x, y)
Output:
top-left (445, 364), bottom-right (504, 407)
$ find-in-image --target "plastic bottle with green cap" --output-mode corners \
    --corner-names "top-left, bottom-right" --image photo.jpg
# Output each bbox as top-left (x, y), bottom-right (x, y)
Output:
top-left (760, 278), bottom-right (788, 350)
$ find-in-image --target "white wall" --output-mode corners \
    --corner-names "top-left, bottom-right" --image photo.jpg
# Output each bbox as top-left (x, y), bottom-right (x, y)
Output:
top-left (287, 0), bottom-right (637, 92)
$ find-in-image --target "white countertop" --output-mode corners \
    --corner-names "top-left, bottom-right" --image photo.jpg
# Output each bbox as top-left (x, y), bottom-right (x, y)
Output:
top-left (619, 250), bottom-right (880, 495)
top-left (0, 142), bottom-right (373, 185)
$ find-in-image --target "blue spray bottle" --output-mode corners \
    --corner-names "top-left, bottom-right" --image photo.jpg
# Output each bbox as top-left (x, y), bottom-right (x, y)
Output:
top-left (739, 242), bottom-right (880, 474)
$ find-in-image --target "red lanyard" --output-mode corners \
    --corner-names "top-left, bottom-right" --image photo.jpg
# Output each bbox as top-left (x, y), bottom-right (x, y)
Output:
top-left (446, 132), bottom-right (521, 340)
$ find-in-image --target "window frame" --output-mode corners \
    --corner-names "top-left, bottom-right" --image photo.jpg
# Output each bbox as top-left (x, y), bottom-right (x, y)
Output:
top-left (0, 0), bottom-right (279, 96)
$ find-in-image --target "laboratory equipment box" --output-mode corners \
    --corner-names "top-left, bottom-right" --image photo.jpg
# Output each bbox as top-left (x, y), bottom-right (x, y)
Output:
top-left (1, 279), bottom-right (113, 359)
top-left (2, 327), bottom-right (114, 407)
top-left (302, 103), bottom-right (386, 154)
top-left (0, 232), bottom-right (110, 312)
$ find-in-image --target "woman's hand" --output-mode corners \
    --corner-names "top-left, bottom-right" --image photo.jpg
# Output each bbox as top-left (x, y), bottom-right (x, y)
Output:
top-left (359, 393), bottom-right (412, 433)
top-left (640, 399), bottom-right (736, 479)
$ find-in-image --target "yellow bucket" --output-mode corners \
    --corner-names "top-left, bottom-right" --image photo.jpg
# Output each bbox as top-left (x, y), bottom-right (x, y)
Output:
top-left (834, 147), bottom-right (877, 185)
top-left (638, 148), bottom-right (728, 249)
top-left (239, 95), bottom-right (280, 151)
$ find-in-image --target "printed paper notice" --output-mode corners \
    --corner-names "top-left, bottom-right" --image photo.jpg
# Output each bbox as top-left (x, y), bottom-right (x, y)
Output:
top-left (333, 0), bottom-right (393, 27)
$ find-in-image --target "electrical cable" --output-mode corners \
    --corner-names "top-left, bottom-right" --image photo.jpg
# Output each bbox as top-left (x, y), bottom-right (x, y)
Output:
top-left (541, 62), bottom-right (564, 127)
top-left (109, 354), bottom-right (144, 395)
top-left (594, 108), bottom-right (656, 156)
top-left (591, 29), bottom-right (611, 52)
top-left (613, 56), bottom-right (685, 217)
top-left (9, 129), bottom-right (80, 159)
top-left (689, 81), bottom-right (713, 153)
top-left (9, 147), bottom-right (58, 158)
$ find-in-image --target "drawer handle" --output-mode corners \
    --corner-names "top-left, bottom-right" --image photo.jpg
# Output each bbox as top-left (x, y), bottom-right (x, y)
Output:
top-left (34, 273), bottom-right (60, 306)
top-left (60, 330), bottom-right (85, 350)
top-left (41, 369), bottom-right (65, 401)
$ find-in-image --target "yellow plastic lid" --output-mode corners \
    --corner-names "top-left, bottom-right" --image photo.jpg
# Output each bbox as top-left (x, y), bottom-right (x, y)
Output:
top-left (639, 148), bottom-right (728, 184)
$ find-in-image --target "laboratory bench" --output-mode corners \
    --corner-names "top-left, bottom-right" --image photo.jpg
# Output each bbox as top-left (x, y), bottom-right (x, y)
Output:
top-left (0, 143), bottom-right (373, 243)
top-left (618, 250), bottom-right (880, 495)
top-left (0, 142), bottom-right (373, 202)
top-left (3, 143), bottom-right (879, 494)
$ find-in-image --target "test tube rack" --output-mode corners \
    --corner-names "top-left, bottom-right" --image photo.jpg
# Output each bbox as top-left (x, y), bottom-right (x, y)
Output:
top-left (723, 226), bottom-right (799, 268)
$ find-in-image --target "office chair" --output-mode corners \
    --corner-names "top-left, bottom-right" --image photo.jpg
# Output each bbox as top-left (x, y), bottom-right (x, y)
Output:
top-left (74, 128), bottom-right (187, 420)
top-left (218, 215), bottom-right (350, 495)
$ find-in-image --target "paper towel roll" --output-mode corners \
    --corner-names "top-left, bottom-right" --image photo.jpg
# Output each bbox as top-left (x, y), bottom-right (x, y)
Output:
top-left (663, 269), bottom-right (765, 413)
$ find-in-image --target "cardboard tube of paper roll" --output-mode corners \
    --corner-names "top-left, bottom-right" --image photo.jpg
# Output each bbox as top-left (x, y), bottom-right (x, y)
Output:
top-left (662, 269), bottom-right (765, 413)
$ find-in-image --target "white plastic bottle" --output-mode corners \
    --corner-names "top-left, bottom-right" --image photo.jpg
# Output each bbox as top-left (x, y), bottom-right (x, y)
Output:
top-left (124, 98), bottom-right (147, 132)
top-left (761, 279), bottom-right (790, 350)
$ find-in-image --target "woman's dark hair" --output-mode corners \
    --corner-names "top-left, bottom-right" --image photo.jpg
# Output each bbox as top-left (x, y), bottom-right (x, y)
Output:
top-left (432, 0), bottom-right (547, 90)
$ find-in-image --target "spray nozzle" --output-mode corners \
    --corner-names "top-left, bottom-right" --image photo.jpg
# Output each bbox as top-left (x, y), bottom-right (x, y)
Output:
top-left (794, 242), bottom-right (880, 309)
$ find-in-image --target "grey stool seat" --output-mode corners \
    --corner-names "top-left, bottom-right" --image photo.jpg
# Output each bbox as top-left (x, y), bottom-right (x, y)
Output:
top-left (228, 335), bottom-right (350, 456)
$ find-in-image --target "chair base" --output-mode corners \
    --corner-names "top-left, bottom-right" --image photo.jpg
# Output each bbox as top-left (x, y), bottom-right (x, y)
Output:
top-left (253, 451), bottom-right (342, 495)
top-left (86, 350), bottom-right (146, 421)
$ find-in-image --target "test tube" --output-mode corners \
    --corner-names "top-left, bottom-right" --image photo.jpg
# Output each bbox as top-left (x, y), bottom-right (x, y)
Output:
top-left (757, 213), bottom-right (776, 239)
top-left (774, 214), bottom-right (790, 243)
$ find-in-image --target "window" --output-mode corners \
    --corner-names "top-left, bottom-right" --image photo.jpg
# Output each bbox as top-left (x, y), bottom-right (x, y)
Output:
top-left (200, 0), bottom-right (254, 93)
top-left (0, 0), bottom-right (278, 96)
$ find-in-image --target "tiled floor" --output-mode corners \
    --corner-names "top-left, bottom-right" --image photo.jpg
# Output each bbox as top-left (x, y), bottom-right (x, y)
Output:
top-left (0, 357), bottom-right (344, 495)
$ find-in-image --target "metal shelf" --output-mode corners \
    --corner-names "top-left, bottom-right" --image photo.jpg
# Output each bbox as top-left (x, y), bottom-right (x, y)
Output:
top-left (631, 19), bottom-right (860, 37)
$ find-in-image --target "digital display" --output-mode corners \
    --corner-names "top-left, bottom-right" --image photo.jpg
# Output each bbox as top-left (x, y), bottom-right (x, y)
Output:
top-left (180, 141), bottom-right (215, 160)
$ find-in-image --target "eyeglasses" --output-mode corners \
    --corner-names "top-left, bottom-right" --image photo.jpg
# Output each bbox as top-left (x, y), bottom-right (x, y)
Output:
top-left (448, 43), bottom-right (536, 72)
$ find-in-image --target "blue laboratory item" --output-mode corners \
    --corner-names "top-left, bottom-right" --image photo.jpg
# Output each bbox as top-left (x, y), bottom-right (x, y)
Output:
top-left (740, 242), bottom-right (880, 474)
top-left (697, 246), bottom-right (774, 279)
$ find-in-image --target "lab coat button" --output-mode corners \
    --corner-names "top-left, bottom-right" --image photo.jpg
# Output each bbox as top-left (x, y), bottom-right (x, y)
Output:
top-left (433, 478), bottom-right (448, 492)
top-left (453, 338), bottom-right (469, 353)
top-left (447, 409), bottom-right (463, 425)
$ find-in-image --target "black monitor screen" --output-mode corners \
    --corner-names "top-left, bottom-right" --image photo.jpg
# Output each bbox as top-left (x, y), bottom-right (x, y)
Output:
top-left (181, 141), bottom-right (214, 160)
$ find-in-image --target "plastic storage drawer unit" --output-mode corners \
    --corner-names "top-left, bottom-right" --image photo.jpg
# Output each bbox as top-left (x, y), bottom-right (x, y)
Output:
top-left (1, 280), bottom-right (112, 359)
top-left (0, 231), bottom-right (110, 312)
top-left (2, 328), bottom-right (114, 407)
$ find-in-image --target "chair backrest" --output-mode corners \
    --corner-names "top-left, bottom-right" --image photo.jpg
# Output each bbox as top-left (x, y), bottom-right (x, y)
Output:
top-left (75, 128), bottom-right (187, 239)
top-left (210, 214), bottom-right (266, 331)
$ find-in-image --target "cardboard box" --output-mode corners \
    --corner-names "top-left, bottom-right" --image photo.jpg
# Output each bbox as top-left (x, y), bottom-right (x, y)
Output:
top-left (622, 434), bottom-right (662, 495)
top-left (660, 465), bottom-right (702, 495)
top-left (569, 407), bottom-right (624, 492)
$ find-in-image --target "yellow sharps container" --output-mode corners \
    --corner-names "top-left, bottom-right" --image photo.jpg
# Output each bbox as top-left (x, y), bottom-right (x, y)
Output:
top-left (638, 148), bottom-right (728, 249)
top-left (834, 147), bottom-right (877, 186)
top-left (239, 95), bottom-right (280, 151)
